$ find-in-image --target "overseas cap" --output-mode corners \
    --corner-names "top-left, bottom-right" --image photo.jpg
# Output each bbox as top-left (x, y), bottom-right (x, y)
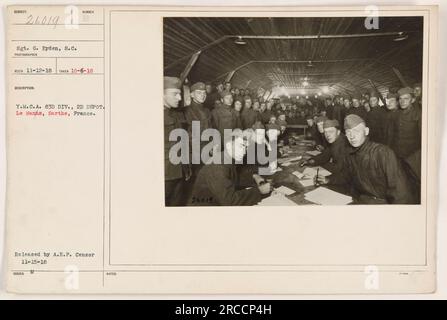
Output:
top-left (323, 119), bottom-right (340, 129)
top-left (387, 92), bottom-right (399, 99)
top-left (190, 82), bottom-right (206, 92)
top-left (398, 87), bottom-right (414, 96)
top-left (164, 76), bottom-right (181, 90)
top-left (369, 91), bottom-right (381, 98)
top-left (220, 90), bottom-right (232, 98)
top-left (344, 114), bottom-right (365, 130)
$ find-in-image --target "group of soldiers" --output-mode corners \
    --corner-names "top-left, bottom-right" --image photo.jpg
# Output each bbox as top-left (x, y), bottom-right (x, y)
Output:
top-left (164, 75), bottom-right (422, 206)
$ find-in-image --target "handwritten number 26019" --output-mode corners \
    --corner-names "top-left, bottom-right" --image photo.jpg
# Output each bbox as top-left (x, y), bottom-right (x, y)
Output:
top-left (26, 15), bottom-right (60, 26)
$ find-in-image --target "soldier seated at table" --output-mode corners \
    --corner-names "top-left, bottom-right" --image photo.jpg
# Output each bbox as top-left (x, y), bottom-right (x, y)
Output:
top-left (298, 119), bottom-right (350, 174)
top-left (315, 114), bottom-right (415, 204)
top-left (187, 131), bottom-right (273, 206)
top-left (238, 122), bottom-right (275, 187)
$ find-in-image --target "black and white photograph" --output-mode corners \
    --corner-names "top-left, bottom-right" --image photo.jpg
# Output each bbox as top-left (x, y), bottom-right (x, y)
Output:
top-left (163, 16), bottom-right (424, 206)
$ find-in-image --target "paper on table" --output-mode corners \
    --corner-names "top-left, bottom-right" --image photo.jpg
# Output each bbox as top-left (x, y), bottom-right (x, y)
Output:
top-left (274, 186), bottom-right (296, 195)
top-left (302, 167), bottom-right (318, 178)
top-left (257, 193), bottom-right (297, 206)
top-left (299, 179), bottom-right (315, 187)
top-left (317, 167), bottom-right (332, 176)
top-left (304, 187), bottom-right (352, 205)
top-left (306, 150), bottom-right (322, 156)
top-left (278, 155), bottom-right (302, 164)
top-left (292, 171), bottom-right (304, 179)
top-left (302, 167), bottom-right (332, 178)
top-left (282, 162), bottom-right (292, 167)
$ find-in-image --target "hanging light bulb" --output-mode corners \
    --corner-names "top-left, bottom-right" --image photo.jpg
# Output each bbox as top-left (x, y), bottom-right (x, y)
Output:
top-left (393, 32), bottom-right (409, 42)
top-left (234, 36), bottom-right (247, 45)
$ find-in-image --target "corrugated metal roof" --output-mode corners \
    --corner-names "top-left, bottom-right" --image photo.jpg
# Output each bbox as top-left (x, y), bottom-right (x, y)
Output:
top-left (164, 17), bottom-right (423, 95)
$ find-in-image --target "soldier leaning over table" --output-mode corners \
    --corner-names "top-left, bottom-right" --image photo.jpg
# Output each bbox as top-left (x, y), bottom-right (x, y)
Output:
top-left (187, 131), bottom-right (273, 206)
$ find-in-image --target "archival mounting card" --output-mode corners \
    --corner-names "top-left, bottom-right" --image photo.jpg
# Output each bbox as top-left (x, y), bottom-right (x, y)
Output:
top-left (5, 5), bottom-right (438, 294)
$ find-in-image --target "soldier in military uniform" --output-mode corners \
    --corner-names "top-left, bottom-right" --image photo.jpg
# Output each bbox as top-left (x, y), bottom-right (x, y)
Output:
top-left (299, 119), bottom-right (350, 174)
top-left (315, 115), bottom-right (330, 150)
top-left (241, 95), bottom-right (260, 129)
top-left (316, 114), bottom-right (415, 204)
top-left (383, 92), bottom-right (400, 148)
top-left (413, 82), bottom-right (422, 110)
top-left (203, 83), bottom-right (216, 111)
top-left (184, 81), bottom-right (212, 174)
top-left (393, 87), bottom-right (422, 161)
top-left (164, 76), bottom-right (191, 206)
top-left (233, 97), bottom-right (243, 129)
top-left (187, 132), bottom-right (273, 206)
top-left (346, 94), bottom-right (368, 120)
top-left (332, 95), bottom-right (344, 126)
top-left (211, 90), bottom-right (239, 145)
top-left (366, 91), bottom-right (386, 144)
top-left (393, 87), bottom-right (422, 201)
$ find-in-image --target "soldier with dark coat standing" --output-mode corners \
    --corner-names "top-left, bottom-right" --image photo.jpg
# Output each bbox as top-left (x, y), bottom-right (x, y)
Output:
top-left (316, 114), bottom-right (415, 204)
top-left (211, 90), bottom-right (239, 142)
top-left (413, 82), bottom-right (422, 110)
top-left (366, 91), bottom-right (386, 144)
top-left (241, 95), bottom-right (260, 129)
top-left (342, 96), bottom-right (352, 122)
top-left (393, 87), bottom-right (422, 201)
top-left (383, 92), bottom-right (400, 148)
top-left (184, 81), bottom-right (212, 169)
top-left (324, 97), bottom-right (334, 120)
top-left (233, 97), bottom-right (243, 129)
top-left (346, 94), bottom-right (368, 120)
top-left (393, 87), bottom-right (422, 160)
top-left (203, 83), bottom-right (216, 111)
top-left (164, 76), bottom-right (191, 206)
top-left (332, 96), bottom-right (344, 125)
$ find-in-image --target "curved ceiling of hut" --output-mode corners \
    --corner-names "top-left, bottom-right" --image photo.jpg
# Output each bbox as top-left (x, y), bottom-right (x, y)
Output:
top-left (163, 17), bottom-right (423, 96)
